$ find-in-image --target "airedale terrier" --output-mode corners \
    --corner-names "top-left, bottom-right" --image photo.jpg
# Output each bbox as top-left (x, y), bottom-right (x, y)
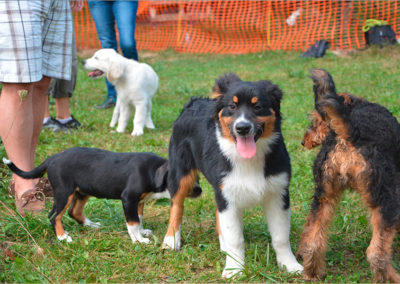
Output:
top-left (297, 69), bottom-right (400, 282)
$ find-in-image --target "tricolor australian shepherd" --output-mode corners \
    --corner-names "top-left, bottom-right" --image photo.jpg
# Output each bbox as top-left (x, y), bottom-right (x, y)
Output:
top-left (161, 73), bottom-right (303, 278)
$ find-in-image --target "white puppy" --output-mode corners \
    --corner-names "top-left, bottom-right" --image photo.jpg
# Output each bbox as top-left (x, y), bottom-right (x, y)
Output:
top-left (83, 49), bottom-right (159, 136)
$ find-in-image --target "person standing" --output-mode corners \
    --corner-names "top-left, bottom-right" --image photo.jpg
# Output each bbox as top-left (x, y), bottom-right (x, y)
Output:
top-left (0, 0), bottom-right (82, 216)
top-left (43, 26), bottom-right (81, 132)
top-left (88, 0), bottom-right (139, 109)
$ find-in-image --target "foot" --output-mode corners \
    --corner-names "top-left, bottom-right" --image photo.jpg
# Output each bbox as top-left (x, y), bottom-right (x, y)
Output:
top-left (94, 97), bottom-right (115, 110)
top-left (127, 223), bottom-right (150, 244)
top-left (35, 177), bottom-right (53, 198)
top-left (278, 258), bottom-right (304, 273)
top-left (57, 232), bottom-right (73, 242)
top-left (131, 129), bottom-right (144, 136)
top-left (83, 217), bottom-right (101, 228)
top-left (15, 189), bottom-right (45, 217)
top-left (59, 115), bottom-right (81, 129)
top-left (145, 120), bottom-right (155, 129)
top-left (140, 228), bottom-right (153, 237)
top-left (161, 233), bottom-right (181, 251)
top-left (42, 117), bottom-right (68, 133)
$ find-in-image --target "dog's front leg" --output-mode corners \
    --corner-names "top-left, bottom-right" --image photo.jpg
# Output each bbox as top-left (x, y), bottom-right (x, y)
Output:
top-left (131, 102), bottom-right (147, 136)
top-left (263, 193), bottom-right (303, 274)
top-left (110, 100), bottom-right (120, 128)
top-left (218, 207), bottom-right (245, 279)
top-left (116, 103), bottom-right (132, 133)
top-left (122, 192), bottom-right (150, 244)
top-left (138, 202), bottom-right (152, 237)
top-left (145, 100), bottom-right (155, 129)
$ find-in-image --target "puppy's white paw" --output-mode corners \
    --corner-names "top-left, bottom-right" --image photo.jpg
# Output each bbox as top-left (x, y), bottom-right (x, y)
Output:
top-left (116, 127), bottom-right (125, 133)
top-left (109, 122), bottom-right (116, 128)
top-left (222, 268), bottom-right (242, 279)
top-left (140, 228), bottom-right (153, 237)
top-left (161, 236), bottom-right (181, 251)
top-left (132, 237), bottom-right (150, 244)
top-left (145, 122), bottom-right (155, 129)
top-left (83, 218), bottom-right (101, 228)
top-left (279, 260), bottom-right (303, 274)
top-left (131, 129), bottom-right (144, 136)
top-left (58, 232), bottom-right (72, 243)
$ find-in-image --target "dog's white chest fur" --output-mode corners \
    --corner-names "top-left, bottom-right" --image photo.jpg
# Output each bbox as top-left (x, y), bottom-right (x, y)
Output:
top-left (216, 128), bottom-right (288, 209)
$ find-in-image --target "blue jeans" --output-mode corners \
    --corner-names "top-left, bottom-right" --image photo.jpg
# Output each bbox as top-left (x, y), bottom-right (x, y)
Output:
top-left (88, 0), bottom-right (138, 101)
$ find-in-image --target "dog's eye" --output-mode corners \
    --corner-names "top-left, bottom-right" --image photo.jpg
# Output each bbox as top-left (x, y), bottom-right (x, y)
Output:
top-left (229, 104), bottom-right (237, 111)
top-left (253, 104), bottom-right (262, 111)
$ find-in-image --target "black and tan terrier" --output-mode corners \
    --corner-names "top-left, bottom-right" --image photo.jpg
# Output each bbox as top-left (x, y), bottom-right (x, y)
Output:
top-left (297, 69), bottom-right (400, 282)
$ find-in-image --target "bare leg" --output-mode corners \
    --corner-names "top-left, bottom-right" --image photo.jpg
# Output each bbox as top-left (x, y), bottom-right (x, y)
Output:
top-left (31, 76), bottom-right (51, 163)
top-left (55, 97), bottom-right (71, 119)
top-left (0, 77), bottom-right (50, 198)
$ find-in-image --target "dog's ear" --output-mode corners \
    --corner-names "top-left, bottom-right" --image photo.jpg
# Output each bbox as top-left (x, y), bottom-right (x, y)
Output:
top-left (212, 73), bottom-right (242, 98)
top-left (264, 82), bottom-right (283, 115)
top-left (154, 162), bottom-right (169, 189)
top-left (107, 60), bottom-right (123, 82)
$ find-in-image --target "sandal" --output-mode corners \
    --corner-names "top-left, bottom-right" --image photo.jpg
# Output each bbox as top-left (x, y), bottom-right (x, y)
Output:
top-left (35, 177), bottom-right (53, 198)
top-left (15, 189), bottom-right (45, 217)
top-left (8, 177), bottom-right (53, 198)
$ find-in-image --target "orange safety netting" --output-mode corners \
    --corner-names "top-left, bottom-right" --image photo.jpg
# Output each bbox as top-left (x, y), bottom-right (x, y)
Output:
top-left (74, 1), bottom-right (400, 54)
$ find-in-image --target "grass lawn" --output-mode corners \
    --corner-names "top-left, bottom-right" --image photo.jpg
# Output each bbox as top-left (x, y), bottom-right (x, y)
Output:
top-left (1, 46), bottom-right (399, 282)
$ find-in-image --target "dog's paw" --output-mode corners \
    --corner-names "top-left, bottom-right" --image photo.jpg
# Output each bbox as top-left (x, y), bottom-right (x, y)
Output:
top-left (131, 129), bottom-right (144, 136)
top-left (116, 127), bottom-right (125, 133)
top-left (279, 260), bottom-right (304, 274)
top-left (57, 232), bottom-right (72, 243)
top-left (221, 268), bottom-right (242, 279)
top-left (161, 236), bottom-right (181, 251)
top-left (135, 237), bottom-right (150, 244)
top-left (145, 122), bottom-right (155, 129)
top-left (83, 218), bottom-right (101, 228)
top-left (140, 228), bottom-right (153, 237)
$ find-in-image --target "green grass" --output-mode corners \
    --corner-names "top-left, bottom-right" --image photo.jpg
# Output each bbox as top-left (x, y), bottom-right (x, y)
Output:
top-left (1, 46), bottom-right (400, 282)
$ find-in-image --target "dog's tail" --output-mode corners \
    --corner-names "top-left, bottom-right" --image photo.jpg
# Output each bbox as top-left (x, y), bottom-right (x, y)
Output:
top-left (310, 69), bottom-right (351, 140)
top-left (2, 157), bottom-right (49, 179)
top-left (310, 68), bottom-right (337, 104)
top-left (316, 94), bottom-right (351, 140)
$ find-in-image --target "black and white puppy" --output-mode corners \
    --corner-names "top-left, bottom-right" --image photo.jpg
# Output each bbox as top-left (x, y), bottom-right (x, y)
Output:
top-left (3, 148), bottom-right (178, 244)
top-left (83, 49), bottom-right (159, 136)
top-left (162, 73), bottom-right (303, 278)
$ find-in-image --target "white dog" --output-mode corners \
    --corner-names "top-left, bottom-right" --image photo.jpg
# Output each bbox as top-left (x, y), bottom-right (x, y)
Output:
top-left (83, 49), bottom-right (159, 136)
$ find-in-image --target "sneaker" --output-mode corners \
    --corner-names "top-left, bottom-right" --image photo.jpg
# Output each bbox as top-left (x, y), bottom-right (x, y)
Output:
top-left (60, 115), bottom-right (81, 129)
top-left (15, 189), bottom-right (45, 217)
top-left (94, 97), bottom-right (116, 109)
top-left (42, 117), bottom-right (67, 132)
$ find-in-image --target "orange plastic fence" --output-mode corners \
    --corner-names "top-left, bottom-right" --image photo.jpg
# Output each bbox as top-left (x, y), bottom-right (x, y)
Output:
top-left (74, 1), bottom-right (400, 54)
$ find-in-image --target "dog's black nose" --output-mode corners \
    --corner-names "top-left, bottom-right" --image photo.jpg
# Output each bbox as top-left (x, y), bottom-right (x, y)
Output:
top-left (235, 122), bottom-right (252, 135)
top-left (301, 140), bottom-right (305, 146)
top-left (82, 59), bottom-right (86, 65)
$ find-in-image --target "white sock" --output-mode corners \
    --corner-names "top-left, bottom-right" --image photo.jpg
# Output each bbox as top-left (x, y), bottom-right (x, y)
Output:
top-left (57, 116), bottom-right (72, 124)
top-left (43, 117), bottom-right (51, 124)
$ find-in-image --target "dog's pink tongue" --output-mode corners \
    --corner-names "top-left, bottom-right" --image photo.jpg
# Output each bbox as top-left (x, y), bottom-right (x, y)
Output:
top-left (88, 70), bottom-right (103, 78)
top-left (236, 136), bottom-right (257, 159)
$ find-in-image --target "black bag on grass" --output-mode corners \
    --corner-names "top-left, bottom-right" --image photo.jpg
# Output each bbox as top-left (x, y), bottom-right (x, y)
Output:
top-left (301, 40), bottom-right (330, 58)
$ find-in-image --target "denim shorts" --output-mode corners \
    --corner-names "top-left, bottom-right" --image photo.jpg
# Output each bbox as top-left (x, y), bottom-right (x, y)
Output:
top-left (0, 0), bottom-right (73, 83)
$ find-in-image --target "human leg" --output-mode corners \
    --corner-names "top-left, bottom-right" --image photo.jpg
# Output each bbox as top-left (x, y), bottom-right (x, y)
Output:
top-left (113, 1), bottom-right (139, 61)
top-left (88, 0), bottom-right (117, 106)
top-left (0, 82), bottom-right (36, 197)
